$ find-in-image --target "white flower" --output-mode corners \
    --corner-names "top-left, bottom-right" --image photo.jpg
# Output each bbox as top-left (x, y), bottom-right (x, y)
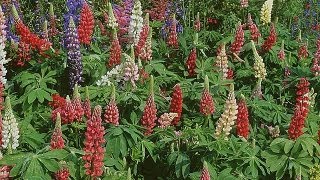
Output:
top-left (260, 0), bottom-right (273, 25)
top-left (128, 0), bottom-right (143, 45)
top-left (2, 97), bottom-right (19, 150)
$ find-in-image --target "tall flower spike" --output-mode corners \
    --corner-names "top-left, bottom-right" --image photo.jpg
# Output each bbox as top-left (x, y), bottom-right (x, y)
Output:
top-left (215, 43), bottom-right (228, 79)
top-left (0, 6), bottom-right (9, 90)
top-left (236, 95), bottom-right (249, 139)
top-left (108, 30), bottom-right (122, 67)
top-left (78, 1), bottom-right (94, 45)
top-left (261, 23), bottom-right (277, 52)
top-left (104, 84), bottom-right (120, 126)
top-left (50, 113), bottom-right (65, 150)
top-left (260, 0), bottom-right (273, 25)
top-left (140, 27), bottom-right (153, 61)
top-left (2, 96), bottom-right (19, 150)
top-left (42, 20), bottom-right (49, 42)
top-left (194, 12), bottom-right (201, 32)
top-left (147, 0), bottom-right (168, 21)
top-left (298, 41), bottom-right (309, 60)
top-left (107, 2), bottom-right (118, 29)
top-left (128, 0), bottom-right (143, 45)
top-left (123, 47), bottom-right (139, 88)
top-left (277, 40), bottom-right (285, 61)
top-left (65, 17), bottom-right (83, 90)
top-left (167, 14), bottom-right (178, 48)
top-left (247, 14), bottom-right (261, 42)
top-left (12, 5), bottom-right (51, 53)
top-left (169, 84), bottom-right (183, 126)
top-left (288, 78), bottom-right (310, 140)
top-left (83, 105), bottom-right (105, 178)
top-left (252, 40), bottom-right (267, 80)
top-left (83, 86), bottom-right (91, 119)
top-left (140, 75), bottom-right (157, 135)
top-left (48, 3), bottom-right (59, 38)
top-left (200, 75), bottom-right (215, 116)
top-left (135, 13), bottom-right (150, 58)
top-left (186, 47), bottom-right (197, 77)
top-left (72, 84), bottom-right (84, 121)
top-left (230, 22), bottom-right (244, 55)
top-left (214, 84), bottom-right (238, 140)
top-left (200, 161), bottom-right (210, 180)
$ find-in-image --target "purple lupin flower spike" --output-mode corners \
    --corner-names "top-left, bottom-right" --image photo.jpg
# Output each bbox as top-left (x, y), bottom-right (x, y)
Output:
top-left (1, 3), bottom-right (19, 42)
top-left (65, 17), bottom-right (83, 90)
top-left (63, 0), bottom-right (84, 31)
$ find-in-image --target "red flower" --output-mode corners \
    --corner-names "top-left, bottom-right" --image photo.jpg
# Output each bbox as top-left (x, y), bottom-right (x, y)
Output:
top-left (55, 168), bottom-right (70, 180)
top-left (15, 40), bottom-right (31, 66)
top-left (135, 16), bottom-right (150, 57)
top-left (50, 113), bottom-right (65, 150)
top-left (147, 0), bottom-right (168, 21)
top-left (167, 16), bottom-right (178, 48)
top-left (104, 99), bottom-right (119, 126)
top-left (261, 23), bottom-right (277, 52)
top-left (139, 68), bottom-right (150, 84)
top-left (194, 12), bottom-right (201, 31)
top-left (186, 48), bottom-right (197, 76)
top-left (15, 20), bottom-right (51, 53)
top-left (278, 50), bottom-right (285, 60)
top-left (78, 1), bottom-right (95, 45)
top-left (48, 3), bottom-right (59, 38)
top-left (52, 96), bottom-right (76, 124)
top-left (83, 106), bottom-right (105, 178)
top-left (236, 97), bottom-right (249, 139)
top-left (298, 43), bottom-right (309, 60)
top-left (311, 58), bottom-right (320, 76)
top-left (0, 165), bottom-right (11, 180)
top-left (141, 95), bottom-right (157, 135)
top-left (200, 162), bottom-right (210, 180)
top-left (73, 96), bottom-right (84, 122)
top-left (230, 22), bottom-right (244, 55)
top-left (226, 68), bottom-right (234, 80)
top-left (288, 78), bottom-right (310, 140)
top-left (200, 89), bottom-right (215, 116)
top-left (49, 94), bottom-right (66, 109)
top-left (108, 33), bottom-right (122, 67)
top-left (247, 14), bottom-right (261, 42)
top-left (97, 20), bottom-right (107, 36)
top-left (169, 84), bottom-right (183, 126)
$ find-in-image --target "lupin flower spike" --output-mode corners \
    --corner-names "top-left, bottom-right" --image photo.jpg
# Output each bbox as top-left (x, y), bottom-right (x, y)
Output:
top-left (260, 0), bottom-right (273, 25)
top-left (108, 2), bottom-right (118, 29)
top-left (278, 40), bottom-right (285, 60)
top-left (251, 40), bottom-right (267, 80)
top-left (50, 112), bottom-right (65, 149)
top-left (104, 83), bottom-right (119, 125)
top-left (199, 75), bottom-right (215, 116)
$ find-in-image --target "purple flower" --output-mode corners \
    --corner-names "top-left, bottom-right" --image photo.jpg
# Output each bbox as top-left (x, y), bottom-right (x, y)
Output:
top-left (63, 0), bottom-right (83, 31)
top-left (160, 1), bottom-right (184, 38)
top-left (65, 17), bottom-right (83, 90)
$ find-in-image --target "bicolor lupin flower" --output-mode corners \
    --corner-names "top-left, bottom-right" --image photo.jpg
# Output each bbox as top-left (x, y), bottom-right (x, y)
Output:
top-left (260, 0), bottom-right (273, 25)
top-left (128, 0), bottom-right (143, 45)
top-left (215, 43), bottom-right (228, 79)
top-left (214, 84), bottom-right (238, 140)
top-left (140, 27), bottom-right (152, 61)
top-left (135, 13), bottom-right (150, 58)
top-left (200, 161), bottom-right (210, 180)
top-left (123, 47), bottom-right (139, 88)
top-left (65, 17), bottom-right (83, 90)
top-left (2, 96), bottom-right (19, 150)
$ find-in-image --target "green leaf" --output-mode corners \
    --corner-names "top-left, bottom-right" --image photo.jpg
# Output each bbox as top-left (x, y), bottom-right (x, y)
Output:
top-left (39, 149), bottom-right (69, 160)
top-left (38, 158), bottom-right (60, 172)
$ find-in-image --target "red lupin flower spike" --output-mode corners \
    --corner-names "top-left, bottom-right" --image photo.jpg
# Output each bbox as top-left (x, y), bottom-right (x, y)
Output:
top-left (186, 33), bottom-right (198, 77)
top-left (140, 27), bottom-right (153, 61)
top-left (48, 3), bottom-right (58, 38)
top-left (12, 5), bottom-right (51, 53)
top-left (230, 22), bottom-right (244, 55)
top-left (135, 13), bottom-right (150, 57)
top-left (83, 86), bottom-right (91, 119)
top-left (247, 14), bottom-right (261, 42)
top-left (108, 29), bottom-right (122, 67)
top-left (261, 23), bottom-right (277, 52)
top-left (55, 167), bottom-right (70, 180)
top-left (200, 161), bottom-right (210, 180)
top-left (140, 75), bottom-right (157, 135)
top-left (78, 1), bottom-right (94, 45)
top-left (16, 40), bottom-right (31, 66)
top-left (72, 84), bottom-right (84, 121)
top-left (236, 95), bottom-right (249, 139)
top-left (104, 84), bottom-right (119, 126)
top-left (83, 105), bottom-right (105, 178)
top-left (288, 78), bottom-right (310, 140)
top-left (200, 75), bottom-right (215, 116)
top-left (50, 113), bottom-right (65, 150)
top-left (167, 14), bottom-right (178, 48)
top-left (169, 84), bottom-right (183, 126)
top-left (298, 40), bottom-right (309, 60)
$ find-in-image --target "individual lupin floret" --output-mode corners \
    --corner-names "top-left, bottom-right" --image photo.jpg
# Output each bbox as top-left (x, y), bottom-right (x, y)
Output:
top-left (251, 40), bottom-right (267, 80)
top-left (260, 0), bottom-right (273, 25)
top-left (214, 84), bottom-right (238, 140)
top-left (2, 96), bottom-right (19, 150)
